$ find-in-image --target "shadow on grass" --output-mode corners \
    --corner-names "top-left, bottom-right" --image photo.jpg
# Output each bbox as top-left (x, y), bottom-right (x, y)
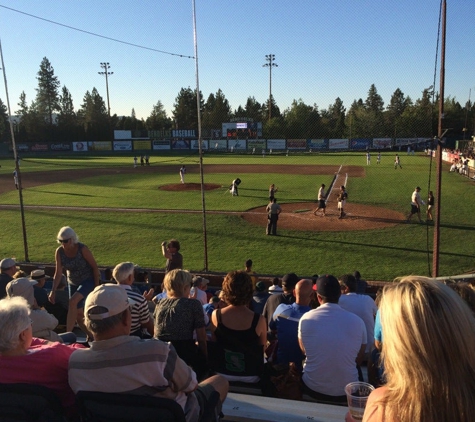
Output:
top-left (33, 190), bottom-right (97, 197)
top-left (275, 231), bottom-right (475, 259)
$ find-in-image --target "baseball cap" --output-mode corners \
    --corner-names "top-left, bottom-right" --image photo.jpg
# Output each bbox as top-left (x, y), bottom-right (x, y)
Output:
top-left (282, 273), bottom-right (299, 289)
top-left (193, 276), bottom-right (209, 287)
top-left (85, 284), bottom-right (131, 321)
top-left (0, 258), bottom-right (17, 270)
top-left (30, 269), bottom-right (46, 280)
top-left (316, 275), bottom-right (340, 300)
top-left (416, 186), bottom-right (421, 190)
top-left (6, 277), bottom-right (37, 306)
top-left (255, 281), bottom-right (266, 292)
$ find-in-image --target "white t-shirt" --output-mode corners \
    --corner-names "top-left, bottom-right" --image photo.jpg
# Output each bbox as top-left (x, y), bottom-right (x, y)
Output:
top-left (298, 303), bottom-right (366, 396)
top-left (338, 293), bottom-right (377, 353)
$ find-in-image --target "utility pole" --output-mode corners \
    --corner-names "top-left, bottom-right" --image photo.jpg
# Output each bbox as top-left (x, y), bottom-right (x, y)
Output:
top-left (98, 62), bottom-right (113, 116)
top-left (263, 54), bottom-right (277, 120)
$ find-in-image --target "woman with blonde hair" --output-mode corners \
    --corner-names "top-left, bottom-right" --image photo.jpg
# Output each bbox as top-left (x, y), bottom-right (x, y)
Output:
top-left (153, 269), bottom-right (208, 380)
top-left (362, 276), bottom-right (475, 422)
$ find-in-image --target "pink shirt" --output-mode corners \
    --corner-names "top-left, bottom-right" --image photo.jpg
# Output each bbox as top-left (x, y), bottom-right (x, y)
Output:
top-left (0, 338), bottom-right (84, 411)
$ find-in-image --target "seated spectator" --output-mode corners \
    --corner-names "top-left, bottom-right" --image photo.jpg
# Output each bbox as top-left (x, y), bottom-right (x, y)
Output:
top-left (263, 273), bottom-right (299, 329)
top-left (338, 274), bottom-right (377, 355)
top-left (154, 269), bottom-right (209, 381)
top-left (68, 284), bottom-right (228, 422)
top-left (361, 277), bottom-right (475, 422)
top-left (31, 269), bottom-right (69, 326)
top-left (113, 262), bottom-right (154, 339)
top-left (190, 276), bottom-right (209, 305)
top-left (0, 296), bottom-right (83, 416)
top-left (269, 279), bottom-right (313, 370)
top-left (353, 270), bottom-right (368, 294)
top-left (30, 269), bottom-right (49, 308)
top-left (446, 281), bottom-right (475, 314)
top-left (13, 270), bottom-right (28, 279)
top-left (209, 270), bottom-right (267, 383)
top-left (251, 281), bottom-right (270, 314)
top-left (203, 293), bottom-right (226, 319)
top-left (6, 278), bottom-right (75, 343)
top-left (268, 277), bottom-right (283, 295)
top-left (298, 275), bottom-right (366, 403)
top-left (244, 259), bottom-right (258, 290)
top-left (0, 257), bottom-right (17, 299)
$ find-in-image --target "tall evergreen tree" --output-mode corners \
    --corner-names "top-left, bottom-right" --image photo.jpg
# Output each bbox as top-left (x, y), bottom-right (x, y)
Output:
top-left (35, 57), bottom-right (60, 126)
top-left (145, 100), bottom-right (171, 130)
top-left (202, 89), bottom-right (231, 130)
top-left (172, 87), bottom-right (203, 130)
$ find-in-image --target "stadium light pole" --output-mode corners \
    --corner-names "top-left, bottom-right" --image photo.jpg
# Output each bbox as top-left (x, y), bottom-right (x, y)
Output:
top-left (263, 54), bottom-right (277, 120)
top-left (98, 62), bottom-right (113, 116)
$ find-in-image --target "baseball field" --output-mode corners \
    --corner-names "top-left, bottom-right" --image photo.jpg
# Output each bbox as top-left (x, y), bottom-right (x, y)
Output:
top-left (0, 151), bottom-right (473, 281)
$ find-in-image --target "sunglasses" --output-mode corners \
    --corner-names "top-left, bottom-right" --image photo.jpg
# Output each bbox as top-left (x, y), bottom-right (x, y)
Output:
top-left (58, 238), bottom-right (70, 244)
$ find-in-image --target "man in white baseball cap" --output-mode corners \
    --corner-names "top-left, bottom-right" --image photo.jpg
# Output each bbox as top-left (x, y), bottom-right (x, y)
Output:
top-left (0, 258), bottom-right (18, 299)
top-left (69, 283), bottom-right (228, 421)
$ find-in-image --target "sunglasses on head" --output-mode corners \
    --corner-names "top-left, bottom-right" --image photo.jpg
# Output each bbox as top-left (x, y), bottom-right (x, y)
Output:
top-left (58, 238), bottom-right (70, 244)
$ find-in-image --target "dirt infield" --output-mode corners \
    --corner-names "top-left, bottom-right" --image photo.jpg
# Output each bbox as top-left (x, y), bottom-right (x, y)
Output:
top-left (0, 163), bottom-right (404, 231)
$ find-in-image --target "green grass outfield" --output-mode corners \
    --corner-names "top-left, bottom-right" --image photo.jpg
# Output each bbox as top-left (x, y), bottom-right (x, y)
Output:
top-left (0, 152), bottom-right (474, 281)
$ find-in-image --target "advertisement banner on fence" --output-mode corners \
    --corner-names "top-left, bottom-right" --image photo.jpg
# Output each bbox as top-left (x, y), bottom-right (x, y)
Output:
top-left (308, 139), bottom-right (327, 150)
top-left (350, 138), bottom-right (371, 149)
top-left (88, 141), bottom-right (112, 151)
top-left (395, 138), bottom-right (418, 145)
top-left (248, 140), bottom-right (266, 151)
top-left (210, 139), bottom-right (228, 151)
top-left (372, 138), bottom-right (392, 149)
top-left (133, 140), bottom-right (151, 150)
top-left (113, 141), bottom-right (132, 151)
top-left (287, 139), bottom-right (306, 150)
top-left (50, 143), bottom-right (71, 151)
top-left (31, 143), bottom-right (49, 152)
top-left (329, 139), bottom-right (349, 149)
top-left (191, 139), bottom-right (209, 150)
top-left (16, 144), bottom-right (29, 152)
top-left (152, 140), bottom-right (171, 150)
top-left (73, 142), bottom-right (88, 152)
top-left (172, 140), bottom-right (190, 149)
top-left (228, 139), bottom-right (246, 150)
top-left (266, 139), bottom-right (286, 150)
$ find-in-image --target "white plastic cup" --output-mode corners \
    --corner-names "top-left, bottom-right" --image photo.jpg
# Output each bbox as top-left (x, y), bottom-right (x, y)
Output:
top-left (345, 382), bottom-right (375, 421)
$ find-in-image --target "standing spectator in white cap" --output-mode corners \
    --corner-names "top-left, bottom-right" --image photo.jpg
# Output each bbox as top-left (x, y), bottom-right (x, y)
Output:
top-left (0, 258), bottom-right (17, 299)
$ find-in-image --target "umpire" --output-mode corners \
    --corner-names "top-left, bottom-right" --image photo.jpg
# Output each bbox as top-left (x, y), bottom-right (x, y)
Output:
top-left (266, 198), bottom-right (282, 235)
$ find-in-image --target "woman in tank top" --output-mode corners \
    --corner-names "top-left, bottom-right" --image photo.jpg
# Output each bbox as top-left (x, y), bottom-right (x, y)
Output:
top-left (48, 226), bottom-right (100, 336)
top-left (209, 270), bottom-right (267, 383)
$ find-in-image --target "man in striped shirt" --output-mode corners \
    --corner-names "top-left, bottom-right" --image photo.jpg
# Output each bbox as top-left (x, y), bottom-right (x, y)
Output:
top-left (68, 284), bottom-right (228, 422)
top-left (113, 262), bottom-right (154, 338)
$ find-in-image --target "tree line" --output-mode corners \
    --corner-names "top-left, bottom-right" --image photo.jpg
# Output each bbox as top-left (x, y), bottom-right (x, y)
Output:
top-left (0, 57), bottom-right (473, 144)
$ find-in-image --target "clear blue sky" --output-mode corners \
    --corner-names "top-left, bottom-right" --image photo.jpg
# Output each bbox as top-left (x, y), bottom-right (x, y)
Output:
top-left (0, 1), bottom-right (473, 121)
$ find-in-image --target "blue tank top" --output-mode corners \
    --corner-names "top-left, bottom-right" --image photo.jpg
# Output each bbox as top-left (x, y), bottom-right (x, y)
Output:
top-left (58, 243), bottom-right (93, 285)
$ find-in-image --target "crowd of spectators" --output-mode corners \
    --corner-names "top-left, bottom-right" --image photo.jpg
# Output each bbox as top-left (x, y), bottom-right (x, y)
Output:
top-left (2, 248), bottom-right (475, 422)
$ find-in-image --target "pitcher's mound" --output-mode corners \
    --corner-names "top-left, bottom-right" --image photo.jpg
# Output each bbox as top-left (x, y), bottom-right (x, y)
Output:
top-left (242, 202), bottom-right (405, 232)
top-left (159, 183), bottom-right (222, 191)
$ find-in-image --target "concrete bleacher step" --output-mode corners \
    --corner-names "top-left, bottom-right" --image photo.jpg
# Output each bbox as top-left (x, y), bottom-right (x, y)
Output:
top-left (222, 393), bottom-right (347, 422)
